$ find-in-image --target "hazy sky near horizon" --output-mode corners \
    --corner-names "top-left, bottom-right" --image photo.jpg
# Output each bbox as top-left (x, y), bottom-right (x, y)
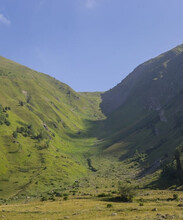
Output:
top-left (1, 0), bottom-right (183, 91)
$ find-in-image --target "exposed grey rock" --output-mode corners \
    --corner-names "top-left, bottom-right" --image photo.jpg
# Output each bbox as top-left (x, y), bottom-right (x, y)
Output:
top-left (111, 213), bottom-right (117, 216)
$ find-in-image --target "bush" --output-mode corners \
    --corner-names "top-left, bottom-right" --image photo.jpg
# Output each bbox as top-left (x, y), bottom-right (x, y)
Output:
top-left (19, 101), bottom-right (24, 106)
top-left (139, 198), bottom-right (145, 202)
top-left (55, 192), bottom-right (62, 197)
top-left (97, 193), bottom-right (107, 197)
top-left (12, 131), bottom-right (18, 139)
top-left (106, 204), bottom-right (113, 208)
top-left (16, 124), bottom-right (37, 138)
top-left (161, 144), bottom-right (183, 185)
top-left (49, 195), bottom-right (55, 201)
top-left (63, 193), bottom-right (68, 196)
top-left (63, 196), bottom-right (68, 200)
top-left (4, 120), bottom-right (10, 126)
top-left (118, 184), bottom-right (136, 202)
top-left (40, 196), bottom-right (48, 201)
top-left (173, 193), bottom-right (179, 201)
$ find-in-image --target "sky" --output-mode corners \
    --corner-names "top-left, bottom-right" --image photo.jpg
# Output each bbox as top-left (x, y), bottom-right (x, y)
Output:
top-left (1, 0), bottom-right (183, 92)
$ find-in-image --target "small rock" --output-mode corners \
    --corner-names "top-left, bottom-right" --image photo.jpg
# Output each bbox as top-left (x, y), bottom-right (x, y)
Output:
top-left (152, 208), bottom-right (158, 211)
top-left (72, 213), bottom-right (78, 216)
top-left (165, 214), bottom-right (174, 219)
top-left (156, 213), bottom-right (166, 218)
top-left (111, 213), bottom-right (117, 216)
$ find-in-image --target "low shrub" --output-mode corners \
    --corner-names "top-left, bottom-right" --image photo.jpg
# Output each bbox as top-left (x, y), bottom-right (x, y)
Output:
top-left (173, 193), bottom-right (179, 200)
top-left (98, 193), bottom-right (107, 197)
top-left (41, 196), bottom-right (48, 201)
top-left (118, 184), bottom-right (136, 202)
top-left (106, 204), bottom-right (113, 208)
top-left (63, 196), bottom-right (68, 200)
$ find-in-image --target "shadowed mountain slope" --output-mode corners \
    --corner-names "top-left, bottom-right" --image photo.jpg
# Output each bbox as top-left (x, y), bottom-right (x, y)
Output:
top-left (100, 44), bottom-right (183, 165)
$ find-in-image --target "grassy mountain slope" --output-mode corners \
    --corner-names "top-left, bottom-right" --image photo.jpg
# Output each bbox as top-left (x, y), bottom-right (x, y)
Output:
top-left (2, 44), bottom-right (183, 199)
top-left (0, 56), bottom-right (105, 198)
top-left (100, 44), bottom-right (183, 167)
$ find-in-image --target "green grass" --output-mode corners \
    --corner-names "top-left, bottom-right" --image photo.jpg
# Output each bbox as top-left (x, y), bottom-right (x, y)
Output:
top-left (1, 44), bottom-right (183, 201)
top-left (0, 56), bottom-right (107, 199)
top-left (0, 190), bottom-right (183, 219)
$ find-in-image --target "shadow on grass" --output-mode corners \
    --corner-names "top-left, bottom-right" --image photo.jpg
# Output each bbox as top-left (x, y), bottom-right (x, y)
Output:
top-left (146, 175), bottom-right (180, 190)
top-left (100, 196), bottom-right (132, 203)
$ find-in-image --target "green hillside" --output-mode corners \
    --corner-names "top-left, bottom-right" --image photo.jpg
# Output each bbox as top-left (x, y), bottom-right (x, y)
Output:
top-left (1, 44), bottom-right (183, 200)
top-left (0, 56), bottom-right (105, 199)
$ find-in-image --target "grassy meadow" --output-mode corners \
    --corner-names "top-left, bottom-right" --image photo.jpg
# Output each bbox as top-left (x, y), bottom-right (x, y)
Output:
top-left (1, 190), bottom-right (183, 219)
top-left (1, 53), bottom-right (183, 219)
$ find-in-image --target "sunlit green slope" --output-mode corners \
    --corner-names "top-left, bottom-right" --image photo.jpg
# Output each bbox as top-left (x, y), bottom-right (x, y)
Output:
top-left (0, 56), bottom-right (105, 198)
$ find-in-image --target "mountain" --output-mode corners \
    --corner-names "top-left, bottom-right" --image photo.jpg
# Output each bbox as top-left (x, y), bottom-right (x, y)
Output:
top-left (0, 56), bottom-right (105, 198)
top-left (1, 44), bottom-right (183, 199)
top-left (100, 44), bottom-right (183, 166)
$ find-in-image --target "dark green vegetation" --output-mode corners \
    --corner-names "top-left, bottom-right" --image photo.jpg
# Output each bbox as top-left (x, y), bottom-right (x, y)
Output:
top-left (1, 44), bottom-right (183, 201)
top-left (160, 144), bottom-right (183, 187)
top-left (118, 183), bottom-right (136, 202)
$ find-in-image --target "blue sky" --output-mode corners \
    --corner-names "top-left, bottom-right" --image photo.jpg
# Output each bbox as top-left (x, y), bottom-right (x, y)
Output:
top-left (1, 0), bottom-right (183, 91)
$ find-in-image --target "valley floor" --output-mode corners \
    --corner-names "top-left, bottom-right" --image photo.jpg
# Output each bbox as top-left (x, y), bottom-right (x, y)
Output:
top-left (1, 190), bottom-right (183, 219)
